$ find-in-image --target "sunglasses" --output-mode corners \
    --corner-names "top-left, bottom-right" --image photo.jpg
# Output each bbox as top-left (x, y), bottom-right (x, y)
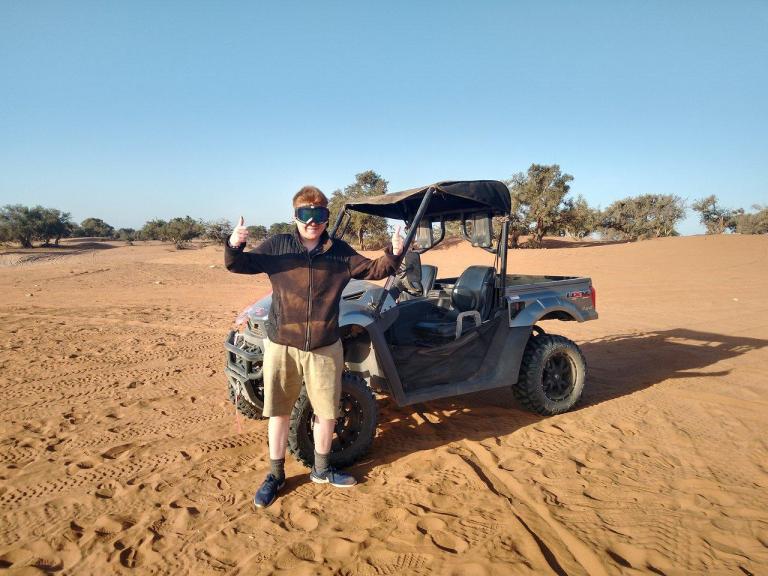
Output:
top-left (295, 205), bottom-right (330, 225)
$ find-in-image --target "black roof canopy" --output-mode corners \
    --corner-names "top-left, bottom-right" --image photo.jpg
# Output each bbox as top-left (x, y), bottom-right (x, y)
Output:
top-left (344, 180), bottom-right (511, 221)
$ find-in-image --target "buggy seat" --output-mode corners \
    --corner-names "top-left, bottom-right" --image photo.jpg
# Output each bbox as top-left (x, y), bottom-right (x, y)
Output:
top-left (414, 265), bottom-right (495, 340)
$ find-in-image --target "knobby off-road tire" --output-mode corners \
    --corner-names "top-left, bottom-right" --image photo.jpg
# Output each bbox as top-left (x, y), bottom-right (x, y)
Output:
top-left (226, 336), bottom-right (265, 419)
top-left (288, 373), bottom-right (378, 469)
top-left (228, 380), bottom-right (264, 420)
top-left (513, 334), bottom-right (586, 416)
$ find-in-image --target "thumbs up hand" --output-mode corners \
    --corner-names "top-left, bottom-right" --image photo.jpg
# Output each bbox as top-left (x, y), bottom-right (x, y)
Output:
top-left (228, 216), bottom-right (249, 248)
top-left (392, 225), bottom-right (404, 256)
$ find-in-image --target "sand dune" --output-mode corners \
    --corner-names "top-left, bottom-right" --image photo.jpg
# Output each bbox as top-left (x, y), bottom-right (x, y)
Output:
top-left (1, 235), bottom-right (767, 575)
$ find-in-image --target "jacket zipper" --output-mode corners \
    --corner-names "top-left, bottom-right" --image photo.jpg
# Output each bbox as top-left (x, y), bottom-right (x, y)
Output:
top-left (305, 252), bottom-right (312, 350)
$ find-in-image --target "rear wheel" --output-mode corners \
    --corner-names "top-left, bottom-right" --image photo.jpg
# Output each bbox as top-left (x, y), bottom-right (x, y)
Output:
top-left (288, 373), bottom-right (378, 468)
top-left (513, 334), bottom-right (586, 415)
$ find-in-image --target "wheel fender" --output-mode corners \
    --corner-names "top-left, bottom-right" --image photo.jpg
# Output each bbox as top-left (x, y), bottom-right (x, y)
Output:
top-left (510, 296), bottom-right (584, 326)
top-left (340, 323), bottom-right (389, 392)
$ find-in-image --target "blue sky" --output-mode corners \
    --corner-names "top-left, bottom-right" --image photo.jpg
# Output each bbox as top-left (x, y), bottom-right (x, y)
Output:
top-left (1, 1), bottom-right (766, 234)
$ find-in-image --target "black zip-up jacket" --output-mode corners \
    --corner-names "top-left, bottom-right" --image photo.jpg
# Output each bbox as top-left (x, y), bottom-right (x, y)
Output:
top-left (225, 229), bottom-right (398, 351)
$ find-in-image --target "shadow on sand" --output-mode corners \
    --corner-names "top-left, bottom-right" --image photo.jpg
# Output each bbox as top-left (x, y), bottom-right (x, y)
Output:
top-left (1, 239), bottom-right (118, 256)
top-left (340, 328), bottom-right (768, 478)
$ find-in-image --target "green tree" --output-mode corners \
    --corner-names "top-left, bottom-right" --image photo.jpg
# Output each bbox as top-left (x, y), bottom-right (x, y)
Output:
top-left (139, 219), bottom-right (168, 240)
top-left (164, 216), bottom-right (204, 249)
top-left (329, 170), bottom-right (389, 250)
top-left (78, 217), bottom-right (114, 238)
top-left (691, 195), bottom-right (741, 234)
top-left (600, 194), bottom-right (686, 240)
top-left (116, 228), bottom-right (137, 242)
top-left (38, 208), bottom-right (74, 245)
top-left (0, 204), bottom-right (43, 247)
top-left (507, 164), bottom-right (574, 246)
top-left (204, 219), bottom-right (233, 244)
top-left (735, 205), bottom-right (768, 234)
top-left (247, 225), bottom-right (268, 242)
top-left (561, 195), bottom-right (600, 239)
top-left (498, 173), bottom-right (534, 248)
top-left (268, 222), bottom-right (295, 236)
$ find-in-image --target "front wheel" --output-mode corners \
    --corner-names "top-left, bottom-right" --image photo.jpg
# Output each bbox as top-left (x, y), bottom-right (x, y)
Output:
top-left (227, 378), bottom-right (264, 420)
top-left (288, 373), bottom-right (378, 468)
top-left (513, 334), bottom-right (586, 415)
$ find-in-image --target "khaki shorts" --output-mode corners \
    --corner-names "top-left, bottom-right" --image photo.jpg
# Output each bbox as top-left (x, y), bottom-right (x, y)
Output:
top-left (262, 338), bottom-right (344, 420)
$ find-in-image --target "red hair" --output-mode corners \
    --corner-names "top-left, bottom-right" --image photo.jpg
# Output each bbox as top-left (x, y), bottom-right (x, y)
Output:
top-left (292, 185), bottom-right (328, 207)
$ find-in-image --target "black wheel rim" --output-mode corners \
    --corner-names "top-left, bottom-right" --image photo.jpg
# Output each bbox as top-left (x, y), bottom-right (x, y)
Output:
top-left (304, 390), bottom-right (365, 455)
top-left (542, 352), bottom-right (576, 401)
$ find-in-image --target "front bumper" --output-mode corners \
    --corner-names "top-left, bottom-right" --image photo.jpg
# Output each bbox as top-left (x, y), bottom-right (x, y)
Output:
top-left (224, 329), bottom-right (265, 406)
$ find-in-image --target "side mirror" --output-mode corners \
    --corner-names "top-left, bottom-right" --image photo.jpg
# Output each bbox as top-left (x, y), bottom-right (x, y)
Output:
top-left (464, 213), bottom-right (492, 248)
top-left (415, 219), bottom-right (434, 250)
top-left (412, 218), bottom-right (445, 253)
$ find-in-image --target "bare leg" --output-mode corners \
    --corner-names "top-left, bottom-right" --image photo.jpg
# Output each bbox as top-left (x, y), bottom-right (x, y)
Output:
top-left (268, 415), bottom-right (290, 460)
top-left (313, 414), bottom-right (335, 455)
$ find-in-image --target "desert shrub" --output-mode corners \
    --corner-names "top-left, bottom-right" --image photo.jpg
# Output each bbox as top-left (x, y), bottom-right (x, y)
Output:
top-left (506, 164), bottom-right (575, 246)
top-left (599, 194), bottom-right (686, 240)
top-left (246, 225), bottom-right (267, 242)
top-left (268, 222), bottom-right (295, 236)
top-left (116, 228), bottom-right (137, 242)
top-left (38, 208), bottom-right (74, 245)
top-left (164, 216), bottom-right (205, 249)
top-left (691, 195), bottom-right (741, 234)
top-left (735, 205), bottom-right (768, 234)
top-left (562, 195), bottom-right (600, 239)
top-left (328, 170), bottom-right (389, 250)
top-left (77, 217), bottom-right (114, 238)
top-left (203, 219), bottom-right (233, 244)
top-left (138, 219), bottom-right (168, 241)
top-left (0, 205), bottom-right (42, 247)
top-left (0, 204), bottom-right (74, 247)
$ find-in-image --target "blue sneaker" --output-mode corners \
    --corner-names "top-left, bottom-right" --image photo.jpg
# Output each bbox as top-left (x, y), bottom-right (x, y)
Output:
top-left (310, 467), bottom-right (357, 487)
top-left (252, 473), bottom-right (285, 508)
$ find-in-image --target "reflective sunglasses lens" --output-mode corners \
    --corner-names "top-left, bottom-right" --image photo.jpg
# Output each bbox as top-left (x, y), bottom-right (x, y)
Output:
top-left (296, 207), bottom-right (329, 224)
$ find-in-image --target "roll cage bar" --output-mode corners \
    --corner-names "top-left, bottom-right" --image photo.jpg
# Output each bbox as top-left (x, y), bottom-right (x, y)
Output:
top-left (329, 180), bottom-right (512, 318)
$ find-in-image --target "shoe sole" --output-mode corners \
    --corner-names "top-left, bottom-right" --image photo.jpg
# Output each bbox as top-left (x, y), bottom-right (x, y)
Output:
top-left (310, 475), bottom-right (357, 488)
top-left (252, 481), bottom-right (286, 509)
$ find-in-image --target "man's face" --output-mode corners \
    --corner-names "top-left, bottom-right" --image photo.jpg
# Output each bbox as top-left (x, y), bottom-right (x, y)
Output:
top-left (294, 204), bottom-right (328, 242)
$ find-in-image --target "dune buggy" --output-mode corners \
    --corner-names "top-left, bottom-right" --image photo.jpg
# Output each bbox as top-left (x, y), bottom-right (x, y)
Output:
top-left (225, 180), bottom-right (597, 467)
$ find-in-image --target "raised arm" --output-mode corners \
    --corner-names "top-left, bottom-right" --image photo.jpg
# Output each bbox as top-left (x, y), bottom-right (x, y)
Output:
top-left (224, 216), bottom-right (273, 275)
top-left (348, 225), bottom-right (404, 280)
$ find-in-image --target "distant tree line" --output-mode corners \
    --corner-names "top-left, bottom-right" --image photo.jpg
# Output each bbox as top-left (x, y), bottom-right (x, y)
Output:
top-left (3, 167), bottom-right (766, 250)
top-left (494, 164), bottom-right (766, 245)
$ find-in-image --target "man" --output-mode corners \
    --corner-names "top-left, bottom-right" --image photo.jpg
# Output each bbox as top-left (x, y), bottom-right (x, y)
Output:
top-left (225, 185), bottom-right (403, 508)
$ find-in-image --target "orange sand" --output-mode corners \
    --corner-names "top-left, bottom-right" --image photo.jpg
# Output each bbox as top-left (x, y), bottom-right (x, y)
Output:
top-left (1, 234), bottom-right (767, 575)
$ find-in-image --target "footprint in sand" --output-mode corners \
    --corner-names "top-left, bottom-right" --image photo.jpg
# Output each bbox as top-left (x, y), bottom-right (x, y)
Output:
top-left (94, 480), bottom-right (122, 499)
top-left (323, 537), bottom-right (360, 561)
top-left (92, 515), bottom-right (134, 537)
top-left (417, 516), bottom-right (447, 534)
top-left (364, 550), bottom-right (433, 575)
top-left (374, 506), bottom-right (414, 524)
top-left (417, 516), bottom-right (470, 554)
top-left (430, 530), bottom-right (469, 554)
top-left (288, 508), bottom-right (319, 531)
top-left (271, 542), bottom-right (322, 570)
top-left (0, 541), bottom-right (65, 573)
top-left (101, 442), bottom-right (134, 460)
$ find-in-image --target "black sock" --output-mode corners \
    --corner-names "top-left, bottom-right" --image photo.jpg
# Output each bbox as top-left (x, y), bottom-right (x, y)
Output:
top-left (270, 458), bottom-right (285, 481)
top-left (314, 450), bottom-right (330, 474)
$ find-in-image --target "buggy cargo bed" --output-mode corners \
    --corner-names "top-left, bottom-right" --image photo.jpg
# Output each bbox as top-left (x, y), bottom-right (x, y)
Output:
top-left (503, 274), bottom-right (597, 324)
top-left (430, 273), bottom-right (597, 324)
top-left (505, 274), bottom-right (588, 293)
